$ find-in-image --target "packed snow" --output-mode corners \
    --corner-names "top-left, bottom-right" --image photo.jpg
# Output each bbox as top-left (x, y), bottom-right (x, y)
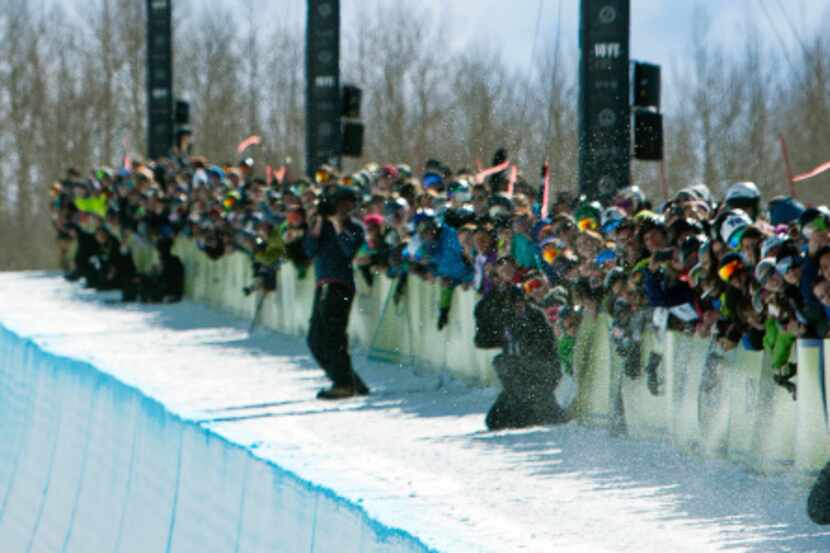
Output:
top-left (1, 272), bottom-right (829, 552)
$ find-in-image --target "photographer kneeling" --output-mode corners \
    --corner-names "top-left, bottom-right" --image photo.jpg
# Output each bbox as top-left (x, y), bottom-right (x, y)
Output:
top-left (303, 186), bottom-right (369, 399)
top-left (475, 274), bottom-right (569, 430)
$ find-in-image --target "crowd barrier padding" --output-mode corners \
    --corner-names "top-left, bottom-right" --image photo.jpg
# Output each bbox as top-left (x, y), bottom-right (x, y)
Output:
top-left (169, 238), bottom-right (830, 476)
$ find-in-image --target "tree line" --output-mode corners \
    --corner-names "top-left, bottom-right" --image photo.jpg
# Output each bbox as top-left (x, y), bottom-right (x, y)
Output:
top-left (1, 0), bottom-right (828, 269)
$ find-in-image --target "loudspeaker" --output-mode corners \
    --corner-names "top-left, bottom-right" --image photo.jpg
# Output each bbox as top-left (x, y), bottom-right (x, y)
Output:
top-left (579, 0), bottom-right (631, 201)
top-left (175, 100), bottom-right (190, 125)
top-left (341, 121), bottom-right (364, 157)
top-left (306, 0), bottom-right (341, 175)
top-left (633, 62), bottom-right (660, 109)
top-left (633, 110), bottom-right (663, 161)
top-left (146, 0), bottom-right (173, 159)
top-left (341, 84), bottom-right (361, 119)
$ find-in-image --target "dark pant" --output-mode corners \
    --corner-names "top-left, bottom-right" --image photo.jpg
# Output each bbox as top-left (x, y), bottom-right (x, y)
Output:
top-left (307, 283), bottom-right (364, 388)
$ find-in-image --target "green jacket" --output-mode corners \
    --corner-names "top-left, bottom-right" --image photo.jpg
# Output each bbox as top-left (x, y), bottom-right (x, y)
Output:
top-left (763, 318), bottom-right (796, 369)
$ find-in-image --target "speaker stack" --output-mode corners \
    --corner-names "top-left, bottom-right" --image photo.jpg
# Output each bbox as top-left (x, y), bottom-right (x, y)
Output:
top-left (632, 62), bottom-right (663, 161)
top-left (305, 0), bottom-right (342, 176)
top-left (578, 0), bottom-right (632, 201)
top-left (146, 0), bottom-right (174, 160)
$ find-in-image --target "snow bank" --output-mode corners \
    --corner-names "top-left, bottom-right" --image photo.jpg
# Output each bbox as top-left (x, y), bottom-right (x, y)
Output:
top-left (0, 324), bottom-right (432, 553)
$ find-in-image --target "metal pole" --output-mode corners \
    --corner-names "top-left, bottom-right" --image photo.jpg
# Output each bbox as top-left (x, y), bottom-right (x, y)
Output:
top-left (778, 133), bottom-right (797, 198)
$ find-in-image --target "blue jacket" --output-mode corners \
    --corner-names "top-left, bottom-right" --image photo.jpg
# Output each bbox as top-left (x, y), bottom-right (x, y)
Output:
top-left (643, 269), bottom-right (694, 308)
top-left (303, 218), bottom-right (364, 288)
top-left (435, 226), bottom-right (473, 283)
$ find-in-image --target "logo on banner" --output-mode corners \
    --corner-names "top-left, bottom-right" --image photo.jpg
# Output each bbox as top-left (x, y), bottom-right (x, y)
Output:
top-left (599, 5), bottom-right (617, 23)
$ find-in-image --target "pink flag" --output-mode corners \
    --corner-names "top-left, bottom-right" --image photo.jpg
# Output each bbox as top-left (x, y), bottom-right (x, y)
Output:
top-left (793, 158), bottom-right (830, 183)
top-left (121, 135), bottom-right (132, 171)
top-left (506, 165), bottom-right (518, 195)
top-left (274, 165), bottom-right (287, 184)
top-left (541, 161), bottom-right (551, 219)
top-left (236, 134), bottom-right (262, 154)
top-left (474, 159), bottom-right (510, 184)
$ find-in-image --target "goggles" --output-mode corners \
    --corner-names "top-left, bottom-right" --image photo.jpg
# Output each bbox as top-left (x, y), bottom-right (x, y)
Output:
top-left (541, 244), bottom-right (561, 265)
top-left (577, 218), bottom-right (598, 231)
top-left (314, 169), bottom-right (331, 184)
top-left (523, 278), bottom-right (545, 295)
top-left (718, 259), bottom-right (742, 282)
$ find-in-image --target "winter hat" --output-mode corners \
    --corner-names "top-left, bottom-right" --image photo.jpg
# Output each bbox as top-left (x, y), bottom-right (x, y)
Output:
top-left (719, 209), bottom-right (752, 248)
top-left (725, 181), bottom-right (760, 203)
top-left (575, 201), bottom-right (602, 231)
top-left (600, 206), bottom-right (625, 234)
top-left (775, 255), bottom-right (802, 276)
top-left (673, 188), bottom-right (699, 203)
top-left (754, 257), bottom-right (777, 286)
top-left (760, 235), bottom-right (787, 260)
top-left (363, 213), bottom-right (384, 227)
top-left (614, 185), bottom-right (646, 214)
top-left (768, 196), bottom-right (805, 226)
top-left (799, 207), bottom-right (830, 238)
top-left (603, 267), bottom-right (626, 290)
top-left (636, 211), bottom-right (666, 239)
top-left (689, 183), bottom-right (713, 204)
top-left (383, 197), bottom-right (409, 217)
top-left (396, 164), bottom-right (413, 179)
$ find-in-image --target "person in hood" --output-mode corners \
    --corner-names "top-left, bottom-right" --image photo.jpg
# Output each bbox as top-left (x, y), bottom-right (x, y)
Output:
top-left (479, 285), bottom-right (569, 430)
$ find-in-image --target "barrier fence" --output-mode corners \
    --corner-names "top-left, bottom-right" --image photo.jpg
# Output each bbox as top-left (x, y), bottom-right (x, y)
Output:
top-left (169, 239), bottom-right (830, 476)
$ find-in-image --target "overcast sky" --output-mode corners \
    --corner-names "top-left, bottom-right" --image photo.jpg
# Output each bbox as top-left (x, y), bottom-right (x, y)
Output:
top-left (272, 0), bottom-right (829, 77)
top-left (57, 0), bottom-right (828, 98)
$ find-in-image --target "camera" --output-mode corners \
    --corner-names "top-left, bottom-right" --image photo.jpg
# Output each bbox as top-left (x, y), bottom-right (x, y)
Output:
top-left (317, 195), bottom-right (336, 216)
top-left (654, 248), bottom-right (674, 262)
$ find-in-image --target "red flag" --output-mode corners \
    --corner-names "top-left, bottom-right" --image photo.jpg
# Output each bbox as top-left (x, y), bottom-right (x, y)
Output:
top-left (274, 165), bottom-right (287, 184)
top-left (474, 159), bottom-right (510, 184)
top-left (541, 161), bottom-right (551, 219)
top-left (506, 165), bottom-right (518, 195)
top-left (793, 158), bottom-right (830, 183)
top-left (236, 134), bottom-right (262, 154)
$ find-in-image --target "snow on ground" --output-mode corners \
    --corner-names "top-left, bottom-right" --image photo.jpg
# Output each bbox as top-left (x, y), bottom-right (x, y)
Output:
top-left (1, 271), bottom-right (829, 552)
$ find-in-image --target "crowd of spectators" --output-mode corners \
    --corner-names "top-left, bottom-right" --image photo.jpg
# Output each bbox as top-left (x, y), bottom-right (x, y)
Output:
top-left (50, 149), bottom-right (830, 406)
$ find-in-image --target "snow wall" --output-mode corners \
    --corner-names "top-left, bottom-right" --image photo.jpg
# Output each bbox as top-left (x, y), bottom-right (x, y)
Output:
top-left (0, 324), bottom-right (434, 553)
top-left (171, 239), bottom-right (830, 476)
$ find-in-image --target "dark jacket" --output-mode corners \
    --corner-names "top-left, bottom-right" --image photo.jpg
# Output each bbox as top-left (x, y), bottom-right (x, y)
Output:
top-left (304, 218), bottom-right (365, 288)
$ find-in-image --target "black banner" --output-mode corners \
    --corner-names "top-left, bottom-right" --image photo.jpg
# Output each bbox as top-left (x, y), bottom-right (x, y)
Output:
top-left (146, 0), bottom-right (174, 160)
top-left (578, 0), bottom-right (630, 201)
top-left (306, 0), bottom-right (341, 176)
